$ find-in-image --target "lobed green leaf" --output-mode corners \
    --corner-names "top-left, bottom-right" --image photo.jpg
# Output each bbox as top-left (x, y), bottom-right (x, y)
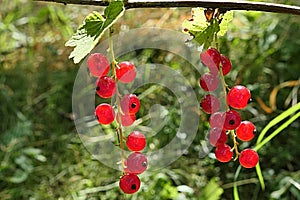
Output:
top-left (65, 1), bottom-right (125, 64)
top-left (182, 8), bottom-right (233, 48)
top-left (218, 11), bottom-right (233, 36)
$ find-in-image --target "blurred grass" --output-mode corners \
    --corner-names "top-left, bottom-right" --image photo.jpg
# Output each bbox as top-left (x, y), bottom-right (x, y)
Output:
top-left (0, 0), bottom-right (300, 199)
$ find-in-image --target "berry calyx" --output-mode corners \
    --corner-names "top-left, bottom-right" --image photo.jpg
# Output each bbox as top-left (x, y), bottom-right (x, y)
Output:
top-left (209, 127), bottom-right (228, 146)
top-left (239, 149), bottom-right (259, 168)
top-left (224, 110), bottom-right (241, 130)
top-left (119, 174), bottom-right (140, 194)
top-left (201, 94), bottom-right (220, 114)
top-left (215, 144), bottom-right (233, 163)
top-left (116, 61), bottom-right (136, 83)
top-left (236, 121), bottom-right (256, 141)
top-left (200, 47), bottom-right (221, 75)
top-left (209, 111), bottom-right (226, 128)
top-left (126, 152), bottom-right (148, 174)
top-left (121, 94), bottom-right (140, 114)
top-left (220, 54), bottom-right (232, 76)
top-left (199, 72), bottom-right (220, 92)
top-left (95, 76), bottom-right (116, 98)
top-left (126, 131), bottom-right (146, 152)
top-left (116, 113), bottom-right (136, 127)
top-left (95, 103), bottom-right (115, 125)
top-left (227, 85), bottom-right (251, 109)
top-left (87, 53), bottom-right (110, 77)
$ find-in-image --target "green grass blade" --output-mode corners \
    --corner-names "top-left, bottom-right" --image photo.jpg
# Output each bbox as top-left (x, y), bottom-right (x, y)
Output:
top-left (255, 162), bottom-right (265, 190)
top-left (233, 165), bottom-right (242, 200)
top-left (256, 102), bottom-right (300, 144)
top-left (254, 111), bottom-right (300, 151)
top-left (253, 103), bottom-right (300, 191)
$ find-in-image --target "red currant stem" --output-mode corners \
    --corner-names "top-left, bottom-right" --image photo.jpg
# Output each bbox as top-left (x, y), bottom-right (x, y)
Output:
top-left (219, 63), bottom-right (230, 111)
top-left (230, 130), bottom-right (240, 161)
top-left (218, 53), bottom-right (239, 160)
top-left (109, 27), bottom-right (126, 171)
top-left (214, 31), bottom-right (219, 50)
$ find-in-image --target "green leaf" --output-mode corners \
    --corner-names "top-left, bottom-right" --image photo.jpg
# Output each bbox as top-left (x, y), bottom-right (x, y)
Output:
top-left (182, 8), bottom-right (233, 48)
top-left (182, 8), bottom-right (208, 32)
top-left (218, 11), bottom-right (233, 36)
top-left (200, 178), bottom-right (224, 200)
top-left (66, 1), bottom-right (125, 64)
top-left (191, 19), bottom-right (220, 49)
top-left (8, 169), bottom-right (28, 183)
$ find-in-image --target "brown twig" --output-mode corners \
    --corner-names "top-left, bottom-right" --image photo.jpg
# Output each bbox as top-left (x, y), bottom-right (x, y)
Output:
top-left (35, 0), bottom-right (300, 15)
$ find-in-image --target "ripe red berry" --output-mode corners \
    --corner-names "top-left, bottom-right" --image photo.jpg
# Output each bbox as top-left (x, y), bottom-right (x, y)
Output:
top-left (116, 61), bottom-right (136, 83)
top-left (87, 53), bottom-right (110, 77)
top-left (119, 174), bottom-right (140, 194)
top-left (227, 85), bottom-right (251, 109)
top-left (209, 127), bottom-right (227, 146)
top-left (116, 113), bottom-right (136, 126)
top-left (95, 76), bottom-right (116, 98)
top-left (209, 111), bottom-right (226, 128)
top-left (95, 103), bottom-right (115, 125)
top-left (121, 94), bottom-right (140, 114)
top-left (200, 47), bottom-right (221, 75)
top-left (126, 152), bottom-right (148, 174)
top-left (220, 54), bottom-right (232, 76)
top-left (199, 72), bottom-right (220, 92)
top-left (215, 144), bottom-right (233, 162)
top-left (236, 121), bottom-right (256, 141)
top-left (239, 149), bottom-right (259, 168)
top-left (223, 110), bottom-right (241, 130)
top-left (126, 131), bottom-right (146, 152)
top-left (201, 94), bottom-right (220, 114)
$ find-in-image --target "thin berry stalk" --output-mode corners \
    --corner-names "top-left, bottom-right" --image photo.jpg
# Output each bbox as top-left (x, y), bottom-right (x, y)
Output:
top-left (230, 130), bottom-right (240, 160)
top-left (218, 49), bottom-right (240, 159)
top-left (219, 63), bottom-right (230, 111)
top-left (109, 27), bottom-right (126, 172)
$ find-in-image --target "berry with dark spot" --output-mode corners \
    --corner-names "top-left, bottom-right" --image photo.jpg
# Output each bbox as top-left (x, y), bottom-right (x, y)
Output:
top-left (119, 173), bottom-right (140, 194)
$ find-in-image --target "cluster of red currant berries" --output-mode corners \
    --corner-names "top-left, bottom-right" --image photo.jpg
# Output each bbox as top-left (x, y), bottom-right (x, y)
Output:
top-left (121, 131), bottom-right (147, 194)
top-left (200, 48), bottom-right (259, 168)
top-left (87, 53), bottom-right (147, 194)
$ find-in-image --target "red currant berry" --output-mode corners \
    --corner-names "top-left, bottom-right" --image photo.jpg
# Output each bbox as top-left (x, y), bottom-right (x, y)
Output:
top-left (95, 103), bottom-right (115, 125)
top-left (116, 61), bottom-right (136, 83)
top-left (126, 131), bottom-right (146, 152)
top-left (201, 94), bottom-right (220, 114)
top-left (126, 152), bottom-right (148, 174)
top-left (215, 144), bottom-right (233, 163)
top-left (209, 127), bottom-right (227, 146)
top-left (116, 113), bottom-right (136, 126)
top-left (199, 72), bottom-right (220, 92)
top-left (223, 110), bottom-right (241, 130)
top-left (95, 76), bottom-right (116, 98)
top-left (119, 174), bottom-right (140, 194)
top-left (239, 149), bottom-right (259, 168)
top-left (209, 111), bottom-right (225, 128)
top-left (220, 54), bottom-right (232, 76)
top-left (236, 121), bottom-right (256, 142)
top-left (227, 85), bottom-right (251, 109)
top-left (200, 48), bottom-right (221, 75)
top-left (87, 53), bottom-right (110, 77)
top-left (121, 94), bottom-right (140, 114)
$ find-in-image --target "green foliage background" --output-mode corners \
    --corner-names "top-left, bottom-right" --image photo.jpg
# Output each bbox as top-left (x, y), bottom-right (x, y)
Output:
top-left (0, 0), bottom-right (299, 199)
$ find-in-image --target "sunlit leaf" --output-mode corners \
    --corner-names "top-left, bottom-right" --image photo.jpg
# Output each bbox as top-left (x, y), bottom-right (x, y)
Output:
top-left (66, 1), bottom-right (125, 63)
top-left (218, 11), bottom-right (233, 36)
top-left (182, 8), bottom-right (233, 48)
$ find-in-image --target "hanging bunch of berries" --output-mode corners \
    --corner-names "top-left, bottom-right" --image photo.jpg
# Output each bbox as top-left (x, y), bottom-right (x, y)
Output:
top-left (199, 47), bottom-right (259, 168)
top-left (88, 53), bottom-right (147, 194)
